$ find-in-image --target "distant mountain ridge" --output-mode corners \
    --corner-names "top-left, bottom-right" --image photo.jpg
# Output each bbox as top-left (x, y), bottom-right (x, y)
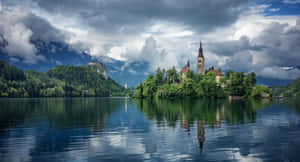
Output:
top-left (0, 38), bottom-right (148, 87)
top-left (0, 37), bottom-right (293, 87)
top-left (271, 76), bottom-right (300, 97)
top-left (0, 60), bottom-right (125, 97)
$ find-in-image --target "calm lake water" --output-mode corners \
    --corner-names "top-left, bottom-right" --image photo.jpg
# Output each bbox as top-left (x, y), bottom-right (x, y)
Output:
top-left (0, 98), bottom-right (300, 162)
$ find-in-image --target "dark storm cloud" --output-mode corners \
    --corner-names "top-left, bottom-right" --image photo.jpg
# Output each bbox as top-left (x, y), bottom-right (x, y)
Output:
top-left (21, 13), bottom-right (67, 43)
top-left (208, 19), bottom-right (300, 68)
top-left (0, 8), bottom-right (67, 63)
top-left (207, 36), bottom-right (265, 56)
top-left (210, 19), bottom-right (300, 80)
top-left (254, 21), bottom-right (300, 67)
top-left (24, 0), bottom-right (250, 34)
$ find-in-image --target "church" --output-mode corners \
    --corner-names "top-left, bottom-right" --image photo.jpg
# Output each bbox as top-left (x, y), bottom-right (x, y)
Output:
top-left (180, 41), bottom-right (224, 82)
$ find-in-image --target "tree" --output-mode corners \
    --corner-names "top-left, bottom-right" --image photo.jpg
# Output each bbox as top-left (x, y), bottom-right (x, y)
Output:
top-left (141, 75), bottom-right (157, 98)
top-left (155, 68), bottom-right (164, 85)
top-left (177, 78), bottom-right (196, 97)
top-left (166, 67), bottom-right (179, 84)
top-left (228, 72), bottom-right (245, 96)
top-left (251, 85), bottom-right (271, 98)
top-left (225, 70), bottom-right (234, 80)
top-left (186, 70), bottom-right (195, 79)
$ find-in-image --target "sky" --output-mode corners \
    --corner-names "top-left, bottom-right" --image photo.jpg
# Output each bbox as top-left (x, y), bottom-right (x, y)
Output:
top-left (0, 0), bottom-right (300, 81)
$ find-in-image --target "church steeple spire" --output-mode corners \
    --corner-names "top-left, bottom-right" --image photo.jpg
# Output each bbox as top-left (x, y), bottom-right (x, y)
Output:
top-left (198, 41), bottom-right (203, 57)
top-left (197, 41), bottom-right (205, 75)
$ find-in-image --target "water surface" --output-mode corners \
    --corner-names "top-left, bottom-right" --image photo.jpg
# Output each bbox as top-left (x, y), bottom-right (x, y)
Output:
top-left (0, 97), bottom-right (300, 162)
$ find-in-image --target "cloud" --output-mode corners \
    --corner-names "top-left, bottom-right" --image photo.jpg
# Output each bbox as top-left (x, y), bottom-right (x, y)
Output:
top-left (1, 1), bottom-right (300, 82)
top-left (282, 0), bottom-right (300, 4)
top-left (210, 17), bottom-right (300, 80)
top-left (0, 8), bottom-right (39, 64)
top-left (21, 0), bottom-right (250, 34)
top-left (120, 37), bottom-right (168, 72)
top-left (253, 21), bottom-right (300, 68)
top-left (258, 66), bottom-right (300, 80)
top-left (207, 36), bottom-right (264, 56)
top-left (0, 7), bottom-right (67, 64)
top-left (269, 8), bottom-right (280, 12)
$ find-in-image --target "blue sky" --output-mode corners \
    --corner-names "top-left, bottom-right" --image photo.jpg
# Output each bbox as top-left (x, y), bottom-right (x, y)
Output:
top-left (0, 0), bottom-right (300, 82)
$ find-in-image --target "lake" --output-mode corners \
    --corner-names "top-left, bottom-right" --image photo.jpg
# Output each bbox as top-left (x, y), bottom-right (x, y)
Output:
top-left (0, 97), bottom-right (300, 162)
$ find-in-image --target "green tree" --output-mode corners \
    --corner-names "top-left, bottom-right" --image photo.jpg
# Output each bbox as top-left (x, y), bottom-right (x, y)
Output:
top-left (166, 67), bottom-right (179, 84)
top-left (186, 70), bottom-right (195, 79)
top-left (155, 68), bottom-right (164, 85)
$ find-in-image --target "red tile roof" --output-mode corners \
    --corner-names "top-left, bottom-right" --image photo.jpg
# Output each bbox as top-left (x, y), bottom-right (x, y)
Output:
top-left (181, 65), bottom-right (189, 73)
top-left (210, 69), bottom-right (224, 76)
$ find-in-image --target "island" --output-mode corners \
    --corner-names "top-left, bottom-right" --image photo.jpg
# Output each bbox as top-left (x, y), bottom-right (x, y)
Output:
top-left (132, 42), bottom-right (271, 99)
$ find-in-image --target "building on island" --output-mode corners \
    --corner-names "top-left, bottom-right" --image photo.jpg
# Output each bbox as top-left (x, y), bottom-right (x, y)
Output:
top-left (181, 41), bottom-right (205, 80)
top-left (209, 69), bottom-right (224, 84)
top-left (197, 42), bottom-right (205, 75)
top-left (88, 62), bottom-right (108, 79)
top-left (180, 61), bottom-right (190, 80)
top-left (180, 41), bottom-right (224, 84)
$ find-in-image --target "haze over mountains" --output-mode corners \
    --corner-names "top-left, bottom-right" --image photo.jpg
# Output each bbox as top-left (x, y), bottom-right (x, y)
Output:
top-left (0, 37), bottom-right (293, 87)
top-left (0, 37), bottom-right (148, 87)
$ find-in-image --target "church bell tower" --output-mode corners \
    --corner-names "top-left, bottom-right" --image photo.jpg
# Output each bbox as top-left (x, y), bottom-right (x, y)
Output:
top-left (197, 41), bottom-right (205, 75)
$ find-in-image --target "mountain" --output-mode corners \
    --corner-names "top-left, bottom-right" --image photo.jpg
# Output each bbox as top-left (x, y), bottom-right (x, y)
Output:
top-left (0, 37), bottom-right (292, 87)
top-left (272, 77), bottom-right (300, 97)
top-left (0, 38), bottom-right (148, 87)
top-left (0, 60), bottom-right (125, 97)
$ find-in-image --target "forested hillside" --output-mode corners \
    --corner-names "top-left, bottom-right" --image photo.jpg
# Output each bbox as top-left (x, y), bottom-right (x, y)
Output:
top-left (272, 77), bottom-right (300, 97)
top-left (0, 61), bottom-right (125, 97)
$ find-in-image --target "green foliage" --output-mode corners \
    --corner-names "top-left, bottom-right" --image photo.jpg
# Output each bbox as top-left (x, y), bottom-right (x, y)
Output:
top-left (166, 67), bottom-right (179, 84)
top-left (133, 68), bottom-right (263, 99)
top-left (272, 77), bottom-right (300, 97)
top-left (227, 72), bottom-right (245, 96)
top-left (225, 70), bottom-right (234, 80)
top-left (133, 84), bottom-right (143, 98)
top-left (142, 75), bottom-right (157, 98)
top-left (177, 78), bottom-right (196, 97)
top-left (251, 85), bottom-right (271, 99)
top-left (136, 98), bottom-right (270, 127)
top-left (155, 68), bottom-right (164, 85)
top-left (0, 60), bottom-right (25, 81)
top-left (186, 70), bottom-right (195, 79)
top-left (0, 61), bottom-right (125, 97)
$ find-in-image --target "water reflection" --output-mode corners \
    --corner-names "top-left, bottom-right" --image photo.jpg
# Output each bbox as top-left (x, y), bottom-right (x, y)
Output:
top-left (137, 98), bottom-right (270, 126)
top-left (0, 98), bottom-right (123, 132)
top-left (136, 98), bottom-right (271, 152)
top-left (0, 98), bottom-right (299, 162)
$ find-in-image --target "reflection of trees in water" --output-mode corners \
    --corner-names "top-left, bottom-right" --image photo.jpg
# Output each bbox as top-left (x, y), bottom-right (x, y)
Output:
top-left (283, 97), bottom-right (300, 115)
top-left (0, 98), bottom-right (124, 155)
top-left (137, 98), bottom-right (270, 127)
top-left (136, 98), bottom-right (270, 151)
top-left (0, 98), bottom-right (123, 132)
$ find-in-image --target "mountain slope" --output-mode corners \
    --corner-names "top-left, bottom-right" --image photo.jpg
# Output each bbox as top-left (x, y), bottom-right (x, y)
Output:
top-left (0, 60), bottom-right (125, 97)
top-left (0, 39), bottom-right (148, 87)
top-left (272, 77), bottom-right (300, 97)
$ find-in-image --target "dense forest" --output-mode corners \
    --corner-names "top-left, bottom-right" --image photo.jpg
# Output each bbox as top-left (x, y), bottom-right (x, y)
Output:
top-left (0, 60), bottom-right (125, 97)
top-left (272, 77), bottom-right (300, 97)
top-left (132, 67), bottom-right (271, 99)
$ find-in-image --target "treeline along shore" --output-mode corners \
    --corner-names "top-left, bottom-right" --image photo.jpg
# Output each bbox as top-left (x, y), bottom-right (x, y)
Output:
top-left (131, 67), bottom-right (272, 99)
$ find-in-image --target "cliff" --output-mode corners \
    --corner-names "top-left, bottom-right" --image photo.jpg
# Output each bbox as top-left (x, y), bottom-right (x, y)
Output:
top-left (88, 62), bottom-right (108, 79)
